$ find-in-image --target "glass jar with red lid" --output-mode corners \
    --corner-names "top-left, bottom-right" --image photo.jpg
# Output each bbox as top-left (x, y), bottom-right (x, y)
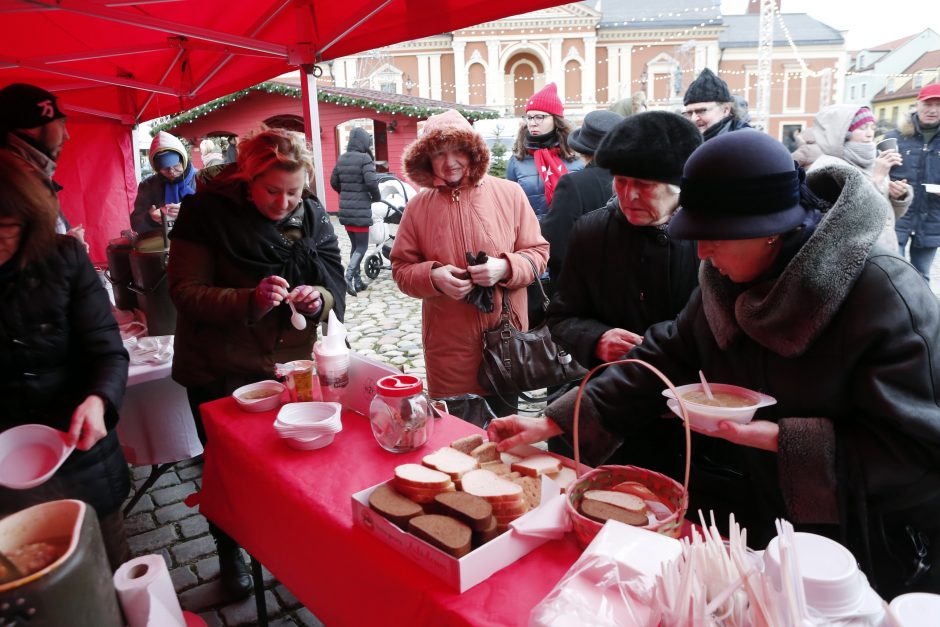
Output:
top-left (369, 374), bottom-right (434, 453)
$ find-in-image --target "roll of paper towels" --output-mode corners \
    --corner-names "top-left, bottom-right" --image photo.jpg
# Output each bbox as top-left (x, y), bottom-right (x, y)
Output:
top-left (114, 554), bottom-right (186, 627)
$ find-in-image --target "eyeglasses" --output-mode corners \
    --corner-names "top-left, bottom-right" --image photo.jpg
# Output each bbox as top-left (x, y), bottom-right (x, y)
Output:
top-left (0, 223), bottom-right (24, 240)
top-left (681, 105), bottom-right (718, 119)
top-left (524, 114), bottom-right (550, 124)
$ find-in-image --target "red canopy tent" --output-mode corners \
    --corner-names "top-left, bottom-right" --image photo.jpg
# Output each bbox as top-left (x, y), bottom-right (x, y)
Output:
top-left (1, 0), bottom-right (568, 260)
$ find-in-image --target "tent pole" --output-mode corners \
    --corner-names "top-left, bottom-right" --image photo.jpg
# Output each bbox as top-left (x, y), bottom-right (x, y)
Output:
top-left (299, 65), bottom-right (327, 211)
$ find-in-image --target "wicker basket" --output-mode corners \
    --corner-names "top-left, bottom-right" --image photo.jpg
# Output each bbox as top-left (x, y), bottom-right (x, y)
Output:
top-left (565, 465), bottom-right (688, 547)
top-left (566, 359), bottom-right (693, 548)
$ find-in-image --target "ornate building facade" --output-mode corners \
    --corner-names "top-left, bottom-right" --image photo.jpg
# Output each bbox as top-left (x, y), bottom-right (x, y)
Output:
top-left (321, 0), bottom-right (847, 140)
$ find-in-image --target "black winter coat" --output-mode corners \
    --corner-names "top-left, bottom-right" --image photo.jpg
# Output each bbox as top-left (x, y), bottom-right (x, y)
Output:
top-left (547, 164), bottom-right (940, 596)
top-left (0, 236), bottom-right (130, 516)
top-left (888, 114), bottom-right (940, 247)
top-left (330, 127), bottom-right (380, 228)
top-left (541, 162), bottom-right (614, 282)
top-left (546, 200), bottom-right (699, 369)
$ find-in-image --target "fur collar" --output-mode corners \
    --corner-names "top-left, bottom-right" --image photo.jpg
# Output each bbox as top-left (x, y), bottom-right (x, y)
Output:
top-left (700, 162), bottom-right (885, 356)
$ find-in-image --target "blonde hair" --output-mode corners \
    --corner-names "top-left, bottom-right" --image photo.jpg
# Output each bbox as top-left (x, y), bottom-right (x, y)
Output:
top-left (0, 151), bottom-right (58, 268)
top-left (234, 129), bottom-right (314, 186)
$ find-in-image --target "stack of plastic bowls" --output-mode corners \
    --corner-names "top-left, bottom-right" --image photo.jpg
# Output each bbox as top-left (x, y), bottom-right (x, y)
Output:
top-left (273, 402), bottom-right (342, 450)
top-left (763, 532), bottom-right (883, 622)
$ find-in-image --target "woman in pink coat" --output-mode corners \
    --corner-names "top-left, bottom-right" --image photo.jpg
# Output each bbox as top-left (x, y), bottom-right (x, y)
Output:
top-left (392, 109), bottom-right (549, 417)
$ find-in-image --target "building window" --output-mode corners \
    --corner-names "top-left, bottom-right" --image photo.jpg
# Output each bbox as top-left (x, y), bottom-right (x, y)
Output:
top-left (850, 85), bottom-right (856, 99)
top-left (913, 72), bottom-right (925, 90)
top-left (380, 82), bottom-right (397, 93)
top-left (861, 84), bottom-right (867, 98)
top-left (892, 106), bottom-right (899, 125)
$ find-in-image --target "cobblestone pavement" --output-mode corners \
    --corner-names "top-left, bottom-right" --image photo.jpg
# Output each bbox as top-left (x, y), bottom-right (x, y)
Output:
top-left (124, 218), bottom-right (940, 627)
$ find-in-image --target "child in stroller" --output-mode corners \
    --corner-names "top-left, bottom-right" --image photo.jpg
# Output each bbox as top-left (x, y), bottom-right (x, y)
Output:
top-left (364, 173), bottom-right (415, 279)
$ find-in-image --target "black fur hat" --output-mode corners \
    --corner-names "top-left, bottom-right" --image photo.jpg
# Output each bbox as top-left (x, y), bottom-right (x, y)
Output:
top-left (683, 68), bottom-right (732, 106)
top-left (594, 111), bottom-right (702, 185)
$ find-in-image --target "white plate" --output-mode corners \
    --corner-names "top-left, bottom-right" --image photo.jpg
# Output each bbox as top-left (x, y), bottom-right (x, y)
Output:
top-left (923, 183), bottom-right (940, 194)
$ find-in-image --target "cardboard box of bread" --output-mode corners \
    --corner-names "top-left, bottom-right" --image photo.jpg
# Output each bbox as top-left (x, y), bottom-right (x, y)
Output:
top-left (350, 434), bottom-right (579, 592)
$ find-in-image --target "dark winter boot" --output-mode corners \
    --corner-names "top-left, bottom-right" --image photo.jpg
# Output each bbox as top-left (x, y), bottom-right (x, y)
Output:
top-left (353, 271), bottom-right (368, 293)
top-left (213, 527), bottom-right (252, 599)
top-left (344, 269), bottom-right (357, 297)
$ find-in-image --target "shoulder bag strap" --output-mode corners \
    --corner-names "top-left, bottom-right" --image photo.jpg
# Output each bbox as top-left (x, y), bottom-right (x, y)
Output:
top-left (519, 253), bottom-right (549, 312)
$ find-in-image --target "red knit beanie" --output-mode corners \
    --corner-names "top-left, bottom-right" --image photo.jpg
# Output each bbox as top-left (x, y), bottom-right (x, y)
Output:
top-left (525, 83), bottom-right (563, 117)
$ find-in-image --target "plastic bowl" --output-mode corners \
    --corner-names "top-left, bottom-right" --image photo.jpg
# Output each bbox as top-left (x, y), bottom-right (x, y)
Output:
top-left (232, 380), bottom-right (286, 413)
top-left (284, 433), bottom-right (336, 451)
top-left (889, 593), bottom-right (940, 626)
top-left (0, 424), bottom-right (76, 489)
top-left (764, 532), bottom-right (867, 616)
top-left (662, 383), bottom-right (776, 432)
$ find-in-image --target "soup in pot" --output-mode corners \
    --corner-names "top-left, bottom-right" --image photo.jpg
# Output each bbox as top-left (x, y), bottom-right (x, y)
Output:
top-left (680, 390), bottom-right (755, 408)
top-left (0, 536), bottom-right (70, 580)
top-left (241, 388), bottom-right (278, 400)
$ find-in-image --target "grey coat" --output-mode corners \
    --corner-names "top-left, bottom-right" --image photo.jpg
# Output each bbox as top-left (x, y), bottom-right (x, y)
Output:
top-left (547, 163), bottom-right (940, 595)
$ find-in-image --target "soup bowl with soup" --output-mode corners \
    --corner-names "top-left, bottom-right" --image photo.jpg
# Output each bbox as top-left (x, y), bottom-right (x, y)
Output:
top-left (661, 383), bottom-right (776, 432)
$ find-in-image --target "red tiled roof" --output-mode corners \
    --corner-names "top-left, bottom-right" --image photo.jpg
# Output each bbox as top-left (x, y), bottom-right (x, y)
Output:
top-left (871, 50), bottom-right (940, 102)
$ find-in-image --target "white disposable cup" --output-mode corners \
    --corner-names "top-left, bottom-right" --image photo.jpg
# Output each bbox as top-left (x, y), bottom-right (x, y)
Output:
top-left (313, 341), bottom-right (350, 402)
top-left (877, 137), bottom-right (898, 152)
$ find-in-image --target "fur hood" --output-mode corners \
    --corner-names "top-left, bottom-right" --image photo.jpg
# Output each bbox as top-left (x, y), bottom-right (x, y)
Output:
top-left (700, 161), bottom-right (886, 357)
top-left (402, 109), bottom-right (490, 188)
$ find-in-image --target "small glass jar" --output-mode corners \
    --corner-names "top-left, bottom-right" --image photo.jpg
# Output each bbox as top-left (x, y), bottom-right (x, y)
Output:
top-left (369, 374), bottom-right (434, 453)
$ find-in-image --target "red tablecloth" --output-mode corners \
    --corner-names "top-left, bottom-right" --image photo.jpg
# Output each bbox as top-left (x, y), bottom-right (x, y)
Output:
top-left (197, 398), bottom-right (584, 626)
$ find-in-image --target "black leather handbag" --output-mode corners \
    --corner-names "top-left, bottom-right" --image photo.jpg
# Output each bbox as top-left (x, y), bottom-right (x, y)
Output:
top-left (478, 255), bottom-right (586, 404)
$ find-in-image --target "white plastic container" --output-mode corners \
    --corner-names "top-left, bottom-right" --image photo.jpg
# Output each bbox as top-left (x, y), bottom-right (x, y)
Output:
top-left (662, 383), bottom-right (776, 432)
top-left (0, 424), bottom-right (75, 489)
top-left (232, 380), bottom-right (286, 413)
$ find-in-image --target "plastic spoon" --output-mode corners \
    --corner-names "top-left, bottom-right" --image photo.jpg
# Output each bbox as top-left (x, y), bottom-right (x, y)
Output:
top-left (287, 300), bottom-right (306, 330)
top-left (698, 370), bottom-right (715, 401)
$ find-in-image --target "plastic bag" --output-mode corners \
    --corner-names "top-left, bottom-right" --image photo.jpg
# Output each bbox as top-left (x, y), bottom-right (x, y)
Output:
top-left (431, 394), bottom-right (496, 429)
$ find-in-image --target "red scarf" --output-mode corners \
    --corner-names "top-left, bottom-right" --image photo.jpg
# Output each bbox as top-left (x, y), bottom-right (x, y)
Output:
top-left (531, 148), bottom-right (568, 207)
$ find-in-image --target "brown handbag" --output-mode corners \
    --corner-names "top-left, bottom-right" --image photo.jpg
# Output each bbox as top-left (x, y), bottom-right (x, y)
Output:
top-left (478, 255), bottom-right (586, 403)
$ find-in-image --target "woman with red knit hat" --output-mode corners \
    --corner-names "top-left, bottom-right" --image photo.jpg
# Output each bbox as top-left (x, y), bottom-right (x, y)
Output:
top-left (506, 82), bottom-right (584, 219)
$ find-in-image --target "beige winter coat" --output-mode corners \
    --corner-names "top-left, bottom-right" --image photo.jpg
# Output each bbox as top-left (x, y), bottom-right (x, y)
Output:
top-left (792, 105), bottom-right (912, 250)
top-left (392, 110), bottom-right (549, 397)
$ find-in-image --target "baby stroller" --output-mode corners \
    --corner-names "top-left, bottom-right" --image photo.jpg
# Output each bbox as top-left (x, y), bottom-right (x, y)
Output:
top-left (364, 173), bottom-right (415, 279)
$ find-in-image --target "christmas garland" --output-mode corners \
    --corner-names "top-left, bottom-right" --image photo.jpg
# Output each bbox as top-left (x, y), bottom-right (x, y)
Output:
top-left (150, 81), bottom-right (497, 135)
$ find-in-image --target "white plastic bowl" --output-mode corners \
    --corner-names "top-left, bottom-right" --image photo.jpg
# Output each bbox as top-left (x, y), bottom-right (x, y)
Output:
top-left (274, 402), bottom-right (342, 450)
top-left (232, 380), bottom-right (286, 413)
top-left (0, 424), bottom-right (76, 489)
top-left (889, 592), bottom-right (940, 626)
top-left (764, 532), bottom-right (874, 617)
top-left (662, 383), bottom-right (776, 432)
top-left (284, 433), bottom-right (336, 451)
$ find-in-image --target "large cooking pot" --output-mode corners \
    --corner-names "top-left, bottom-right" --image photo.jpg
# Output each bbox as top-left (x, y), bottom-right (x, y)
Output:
top-left (105, 236), bottom-right (137, 311)
top-left (0, 500), bottom-right (123, 626)
top-left (129, 232), bottom-right (177, 336)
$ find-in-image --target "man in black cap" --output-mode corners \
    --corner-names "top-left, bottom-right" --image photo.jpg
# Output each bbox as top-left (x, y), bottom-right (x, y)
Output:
top-left (681, 68), bottom-right (751, 140)
top-left (0, 82), bottom-right (84, 246)
top-left (541, 109), bottom-right (622, 293)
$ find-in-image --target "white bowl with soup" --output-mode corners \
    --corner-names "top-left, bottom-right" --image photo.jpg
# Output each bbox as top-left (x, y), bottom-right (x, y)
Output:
top-left (232, 380), bottom-right (286, 413)
top-left (661, 383), bottom-right (776, 432)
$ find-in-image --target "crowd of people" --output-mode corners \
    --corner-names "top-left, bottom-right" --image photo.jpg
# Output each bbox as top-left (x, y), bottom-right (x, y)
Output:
top-left (2, 65), bottom-right (940, 602)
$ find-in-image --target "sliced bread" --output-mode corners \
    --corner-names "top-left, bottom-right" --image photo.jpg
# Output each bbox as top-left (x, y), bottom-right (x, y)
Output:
top-left (408, 514), bottom-right (472, 558)
top-left (479, 461), bottom-right (512, 476)
top-left (394, 463), bottom-right (453, 489)
top-left (450, 434), bottom-right (484, 456)
top-left (469, 441), bottom-right (500, 463)
top-left (580, 499), bottom-right (649, 527)
top-left (582, 489), bottom-right (647, 513)
top-left (368, 483), bottom-right (424, 528)
top-left (472, 514), bottom-right (501, 547)
top-left (511, 454), bottom-right (562, 478)
top-left (546, 466), bottom-right (578, 492)
top-left (461, 469), bottom-right (524, 502)
top-left (422, 447), bottom-right (479, 481)
top-left (512, 475), bottom-right (541, 510)
top-left (393, 480), bottom-right (456, 504)
top-left (433, 491), bottom-right (494, 532)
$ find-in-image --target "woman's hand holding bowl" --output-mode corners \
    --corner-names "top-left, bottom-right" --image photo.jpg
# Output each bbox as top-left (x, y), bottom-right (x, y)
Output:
top-left (431, 264), bottom-right (473, 300)
top-left (701, 419), bottom-right (779, 452)
top-left (487, 415), bottom-right (563, 452)
top-left (467, 256), bottom-right (509, 287)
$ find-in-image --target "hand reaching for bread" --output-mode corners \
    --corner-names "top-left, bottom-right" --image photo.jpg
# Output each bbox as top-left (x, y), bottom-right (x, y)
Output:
top-left (486, 415), bottom-right (563, 452)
